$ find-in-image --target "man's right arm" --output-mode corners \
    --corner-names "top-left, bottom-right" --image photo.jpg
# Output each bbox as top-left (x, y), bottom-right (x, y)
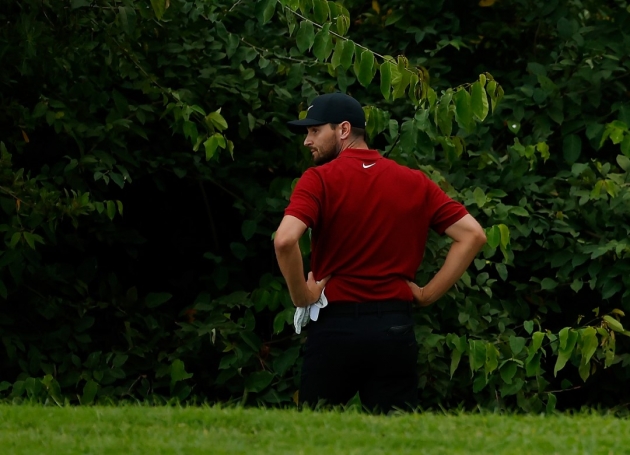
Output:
top-left (408, 214), bottom-right (486, 306)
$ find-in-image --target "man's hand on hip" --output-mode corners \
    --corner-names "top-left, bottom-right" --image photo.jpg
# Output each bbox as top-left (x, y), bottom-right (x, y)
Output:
top-left (298, 272), bottom-right (330, 307)
top-left (407, 281), bottom-right (432, 307)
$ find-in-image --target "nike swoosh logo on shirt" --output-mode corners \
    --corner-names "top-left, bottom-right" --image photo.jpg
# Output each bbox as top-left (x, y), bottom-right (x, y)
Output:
top-left (363, 163), bottom-right (376, 168)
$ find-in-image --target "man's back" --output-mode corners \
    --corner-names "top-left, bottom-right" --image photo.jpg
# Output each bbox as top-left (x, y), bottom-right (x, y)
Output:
top-left (286, 148), bottom-right (468, 303)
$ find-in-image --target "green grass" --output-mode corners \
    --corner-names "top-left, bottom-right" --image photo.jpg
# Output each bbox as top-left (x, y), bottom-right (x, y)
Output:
top-left (0, 405), bottom-right (628, 454)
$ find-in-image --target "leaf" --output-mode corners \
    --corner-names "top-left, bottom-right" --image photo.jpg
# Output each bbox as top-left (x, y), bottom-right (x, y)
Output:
top-left (207, 111), bottom-right (228, 131)
top-left (312, 25), bottom-right (333, 62)
top-left (393, 56), bottom-right (411, 100)
top-left (500, 361), bottom-right (518, 384)
top-left (616, 154), bottom-right (630, 172)
top-left (470, 81), bottom-right (489, 121)
top-left (312, 0), bottom-right (330, 23)
top-left (170, 359), bottom-right (193, 391)
top-left (540, 278), bottom-right (558, 291)
top-left (80, 380), bottom-right (98, 405)
top-left (546, 393), bottom-right (557, 414)
top-left (204, 134), bottom-right (225, 160)
top-left (241, 220), bottom-right (257, 240)
top-left (340, 40), bottom-right (355, 70)
top-left (230, 242), bottom-right (248, 260)
top-left (563, 134), bottom-right (582, 164)
top-left (486, 225), bottom-right (500, 249)
top-left (385, 10), bottom-right (404, 26)
top-left (492, 85), bottom-right (504, 112)
top-left (336, 11), bottom-right (350, 36)
top-left (485, 343), bottom-right (499, 376)
top-left (273, 309), bottom-right (290, 334)
top-left (523, 320), bottom-right (534, 334)
top-left (331, 39), bottom-right (344, 69)
top-left (145, 292), bottom-right (173, 308)
top-left (436, 91), bottom-right (453, 136)
top-left (150, 0), bottom-right (168, 20)
top-left (554, 329), bottom-right (578, 376)
top-left (118, 7), bottom-right (136, 36)
top-left (580, 327), bottom-right (598, 365)
top-left (603, 315), bottom-right (625, 333)
top-left (494, 262), bottom-right (508, 281)
top-left (257, 0), bottom-right (276, 24)
top-left (498, 224), bottom-right (510, 249)
top-left (450, 348), bottom-right (463, 378)
top-left (473, 187), bottom-right (486, 207)
top-left (204, 136), bottom-right (219, 160)
top-left (33, 102), bottom-right (48, 118)
top-left (531, 331), bottom-right (545, 353)
top-left (22, 232), bottom-right (36, 250)
top-left (526, 352), bottom-right (541, 377)
top-left (509, 336), bottom-right (527, 356)
top-left (380, 60), bottom-right (393, 100)
top-left (296, 21), bottom-right (315, 53)
top-left (273, 346), bottom-right (300, 376)
top-left (571, 279), bottom-right (583, 293)
top-left (408, 72), bottom-right (420, 105)
top-left (557, 17), bottom-right (575, 39)
top-left (356, 50), bottom-right (375, 87)
top-left (106, 200), bottom-right (116, 220)
top-left (468, 339), bottom-right (486, 373)
top-left (557, 328), bottom-right (569, 351)
top-left (71, 0), bottom-right (90, 8)
top-left (240, 331), bottom-right (262, 351)
top-left (244, 371), bottom-right (274, 392)
top-left (454, 89), bottom-right (473, 131)
top-left (110, 172), bottom-right (125, 189)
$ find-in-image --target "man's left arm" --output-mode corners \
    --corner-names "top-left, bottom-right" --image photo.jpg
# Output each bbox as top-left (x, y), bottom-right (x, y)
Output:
top-left (274, 215), bottom-right (329, 307)
top-left (408, 214), bottom-right (486, 306)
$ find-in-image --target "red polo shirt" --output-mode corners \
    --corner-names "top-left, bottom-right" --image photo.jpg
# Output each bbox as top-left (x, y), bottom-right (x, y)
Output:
top-left (285, 148), bottom-right (469, 303)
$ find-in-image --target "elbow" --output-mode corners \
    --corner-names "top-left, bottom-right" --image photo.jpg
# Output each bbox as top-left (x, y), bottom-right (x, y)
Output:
top-left (274, 232), bottom-right (294, 255)
top-left (475, 228), bottom-right (487, 249)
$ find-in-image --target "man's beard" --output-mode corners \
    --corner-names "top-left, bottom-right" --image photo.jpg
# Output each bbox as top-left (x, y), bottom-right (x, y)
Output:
top-left (313, 140), bottom-right (340, 166)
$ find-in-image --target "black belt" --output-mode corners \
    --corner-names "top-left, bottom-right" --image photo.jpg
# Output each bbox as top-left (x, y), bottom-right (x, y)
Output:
top-left (324, 300), bottom-right (412, 317)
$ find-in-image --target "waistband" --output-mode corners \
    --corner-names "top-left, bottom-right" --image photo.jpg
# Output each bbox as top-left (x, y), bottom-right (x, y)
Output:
top-left (324, 300), bottom-right (413, 317)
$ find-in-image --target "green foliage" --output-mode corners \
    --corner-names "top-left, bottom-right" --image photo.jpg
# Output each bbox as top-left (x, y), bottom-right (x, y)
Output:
top-left (1, 0), bottom-right (629, 412)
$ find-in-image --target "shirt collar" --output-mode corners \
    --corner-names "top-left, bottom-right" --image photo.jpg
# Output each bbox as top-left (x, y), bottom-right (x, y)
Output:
top-left (338, 148), bottom-right (382, 160)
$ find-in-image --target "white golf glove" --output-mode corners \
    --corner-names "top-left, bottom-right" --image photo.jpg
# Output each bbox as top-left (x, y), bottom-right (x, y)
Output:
top-left (294, 288), bottom-right (328, 334)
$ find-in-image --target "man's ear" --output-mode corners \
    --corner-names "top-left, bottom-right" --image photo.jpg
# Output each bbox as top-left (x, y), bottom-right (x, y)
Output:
top-left (339, 121), bottom-right (352, 140)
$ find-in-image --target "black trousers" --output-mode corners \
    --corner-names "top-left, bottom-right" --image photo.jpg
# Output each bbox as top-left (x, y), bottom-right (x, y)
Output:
top-left (299, 301), bottom-right (419, 413)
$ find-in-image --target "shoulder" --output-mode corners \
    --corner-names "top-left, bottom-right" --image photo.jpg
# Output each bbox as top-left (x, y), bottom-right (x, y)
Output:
top-left (382, 157), bottom-right (430, 179)
top-left (294, 167), bottom-right (324, 189)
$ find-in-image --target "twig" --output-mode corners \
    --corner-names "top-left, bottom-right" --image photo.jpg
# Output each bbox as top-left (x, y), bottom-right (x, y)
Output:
top-left (545, 385), bottom-right (582, 394)
top-left (229, 0), bottom-right (243, 12)
top-left (205, 176), bottom-right (255, 211)
top-left (282, 4), bottom-right (421, 78)
top-left (239, 38), bottom-right (315, 65)
top-left (123, 375), bottom-right (147, 397)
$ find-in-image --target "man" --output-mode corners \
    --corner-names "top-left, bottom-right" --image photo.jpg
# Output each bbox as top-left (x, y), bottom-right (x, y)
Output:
top-left (274, 93), bottom-right (486, 412)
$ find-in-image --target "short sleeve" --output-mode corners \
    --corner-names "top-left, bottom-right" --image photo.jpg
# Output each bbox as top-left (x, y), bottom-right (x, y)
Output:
top-left (424, 177), bottom-right (469, 234)
top-left (284, 168), bottom-right (323, 228)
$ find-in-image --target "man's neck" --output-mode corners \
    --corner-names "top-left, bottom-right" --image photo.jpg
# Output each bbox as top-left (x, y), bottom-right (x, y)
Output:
top-left (340, 139), bottom-right (369, 152)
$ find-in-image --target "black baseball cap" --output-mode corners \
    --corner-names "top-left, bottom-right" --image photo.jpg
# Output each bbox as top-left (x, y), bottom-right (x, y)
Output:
top-left (287, 93), bottom-right (366, 133)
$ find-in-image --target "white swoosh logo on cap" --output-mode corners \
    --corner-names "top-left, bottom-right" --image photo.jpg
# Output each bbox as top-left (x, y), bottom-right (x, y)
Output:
top-left (363, 163), bottom-right (375, 168)
top-left (307, 105), bottom-right (313, 111)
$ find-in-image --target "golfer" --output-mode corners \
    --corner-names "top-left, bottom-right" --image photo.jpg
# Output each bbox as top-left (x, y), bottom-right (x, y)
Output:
top-left (274, 93), bottom-right (486, 412)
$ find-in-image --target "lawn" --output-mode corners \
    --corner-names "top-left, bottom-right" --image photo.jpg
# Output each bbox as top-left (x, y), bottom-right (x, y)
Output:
top-left (0, 404), bottom-right (628, 454)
